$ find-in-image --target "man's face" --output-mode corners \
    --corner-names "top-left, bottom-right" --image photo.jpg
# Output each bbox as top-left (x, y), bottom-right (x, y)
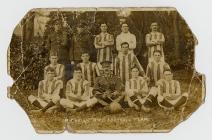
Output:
top-left (121, 24), bottom-right (129, 33)
top-left (102, 65), bottom-right (111, 75)
top-left (153, 52), bottom-right (161, 62)
top-left (151, 23), bottom-right (158, 32)
top-left (121, 44), bottom-right (129, 54)
top-left (100, 24), bottom-right (107, 32)
top-left (50, 56), bottom-right (58, 65)
top-left (47, 71), bottom-right (55, 80)
top-left (74, 70), bottom-right (82, 80)
top-left (131, 68), bottom-right (139, 78)
top-left (81, 53), bottom-right (90, 63)
top-left (164, 73), bottom-right (173, 81)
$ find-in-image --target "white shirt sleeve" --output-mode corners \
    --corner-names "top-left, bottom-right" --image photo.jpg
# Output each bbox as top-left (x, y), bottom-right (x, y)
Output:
top-left (116, 35), bottom-right (122, 52)
top-left (129, 34), bottom-right (136, 50)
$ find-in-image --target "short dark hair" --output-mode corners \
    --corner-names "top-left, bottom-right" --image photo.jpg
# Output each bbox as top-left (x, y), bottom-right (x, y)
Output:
top-left (151, 22), bottom-right (158, 26)
top-left (131, 66), bottom-right (139, 71)
top-left (153, 50), bottom-right (162, 55)
top-left (100, 61), bottom-right (112, 66)
top-left (121, 23), bottom-right (129, 27)
top-left (163, 69), bottom-right (172, 74)
top-left (100, 22), bottom-right (108, 26)
top-left (74, 66), bottom-right (82, 72)
top-left (46, 67), bottom-right (56, 73)
top-left (81, 50), bottom-right (90, 56)
top-left (121, 42), bottom-right (129, 48)
top-left (50, 51), bottom-right (58, 57)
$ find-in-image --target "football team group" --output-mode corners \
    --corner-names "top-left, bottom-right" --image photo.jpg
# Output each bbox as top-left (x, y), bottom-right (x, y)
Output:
top-left (28, 22), bottom-right (188, 114)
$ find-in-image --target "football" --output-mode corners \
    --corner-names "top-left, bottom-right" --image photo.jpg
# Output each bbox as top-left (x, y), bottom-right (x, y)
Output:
top-left (109, 102), bottom-right (122, 113)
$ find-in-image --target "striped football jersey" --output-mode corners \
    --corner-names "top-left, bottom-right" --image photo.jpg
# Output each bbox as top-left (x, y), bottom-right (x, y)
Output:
top-left (157, 79), bottom-right (181, 96)
top-left (94, 32), bottom-right (114, 63)
top-left (44, 64), bottom-right (65, 80)
top-left (38, 79), bottom-right (63, 99)
top-left (115, 52), bottom-right (145, 83)
top-left (145, 32), bottom-right (165, 62)
top-left (125, 76), bottom-right (148, 94)
top-left (66, 79), bottom-right (89, 97)
top-left (146, 60), bottom-right (170, 86)
top-left (77, 62), bottom-right (100, 86)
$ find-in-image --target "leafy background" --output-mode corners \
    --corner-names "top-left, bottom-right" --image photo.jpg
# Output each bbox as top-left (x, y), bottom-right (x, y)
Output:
top-left (9, 10), bottom-right (195, 90)
top-left (7, 9), bottom-right (203, 132)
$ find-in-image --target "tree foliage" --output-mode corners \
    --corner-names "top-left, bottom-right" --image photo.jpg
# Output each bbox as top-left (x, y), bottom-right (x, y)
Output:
top-left (9, 10), bottom-right (196, 90)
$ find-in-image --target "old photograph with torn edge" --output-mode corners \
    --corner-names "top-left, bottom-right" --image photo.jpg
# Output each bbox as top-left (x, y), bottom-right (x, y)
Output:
top-left (7, 7), bottom-right (205, 133)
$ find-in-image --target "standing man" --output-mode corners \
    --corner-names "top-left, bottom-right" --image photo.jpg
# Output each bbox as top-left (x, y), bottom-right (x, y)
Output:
top-left (46, 21), bottom-right (70, 64)
top-left (157, 70), bottom-right (188, 110)
top-left (44, 51), bottom-right (65, 81)
top-left (77, 51), bottom-right (100, 86)
top-left (70, 22), bottom-right (94, 65)
top-left (93, 61), bottom-right (125, 107)
top-left (28, 67), bottom-right (63, 112)
top-left (115, 42), bottom-right (145, 84)
top-left (116, 23), bottom-right (136, 55)
top-left (60, 67), bottom-right (97, 110)
top-left (94, 23), bottom-right (115, 63)
top-left (146, 50), bottom-right (170, 87)
top-left (145, 22), bottom-right (165, 62)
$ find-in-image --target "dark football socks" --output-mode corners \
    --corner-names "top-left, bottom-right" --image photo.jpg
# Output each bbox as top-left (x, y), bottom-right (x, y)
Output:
top-left (41, 101), bottom-right (55, 112)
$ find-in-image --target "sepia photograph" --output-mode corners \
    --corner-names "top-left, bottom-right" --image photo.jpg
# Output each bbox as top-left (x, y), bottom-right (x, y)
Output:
top-left (7, 7), bottom-right (205, 133)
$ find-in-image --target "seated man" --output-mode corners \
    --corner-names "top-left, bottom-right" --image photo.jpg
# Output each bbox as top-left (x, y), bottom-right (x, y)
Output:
top-left (77, 51), bottom-right (100, 86)
top-left (157, 70), bottom-right (188, 110)
top-left (44, 51), bottom-right (65, 81)
top-left (93, 61), bottom-right (125, 107)
top-left (60, 67), bottom-right (97, 111)
top-left (125, 67), bottom-right (157, 112)
top-left (28, 67), bottom-right (63, 112)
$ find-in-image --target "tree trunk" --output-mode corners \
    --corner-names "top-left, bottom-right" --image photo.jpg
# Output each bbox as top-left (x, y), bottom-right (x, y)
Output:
top-left (22, 12), bottom-right (35, 44)
top-left (173, 11), bottom-right (180, 60)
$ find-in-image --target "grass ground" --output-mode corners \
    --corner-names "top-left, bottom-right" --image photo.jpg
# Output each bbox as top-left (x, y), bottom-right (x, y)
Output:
top-left (10, 71), bottom-right (204, 133)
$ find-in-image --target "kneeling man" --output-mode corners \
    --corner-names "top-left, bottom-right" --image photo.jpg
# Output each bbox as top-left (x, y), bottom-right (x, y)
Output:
top-left (28, 67), bottom-right (63, 112)
top-left (157, 70), bottom-right (188, 110)
top-left (125, 67), bottom-right (157, 112)
top-left (60, 67), bottom-right (97, 110)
